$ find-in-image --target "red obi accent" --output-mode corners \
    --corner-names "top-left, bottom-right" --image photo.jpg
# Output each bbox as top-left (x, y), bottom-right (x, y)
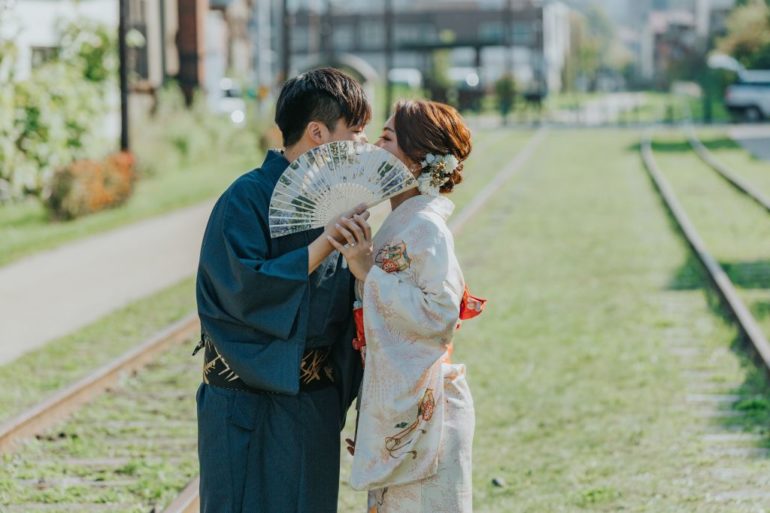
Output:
top-left (352, 286), bottom-right (486, 360)
top-left (459, 286), bottom-right (487, 320)
top-left (352, 306), bottom-right (366, 352)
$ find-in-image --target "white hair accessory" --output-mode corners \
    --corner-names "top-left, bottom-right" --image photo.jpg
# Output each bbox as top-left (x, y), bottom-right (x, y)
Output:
top-left (417, 153), bottom-right (459, 197)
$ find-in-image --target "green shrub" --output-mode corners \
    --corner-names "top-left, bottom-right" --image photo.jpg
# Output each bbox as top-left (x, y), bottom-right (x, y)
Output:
top-left (495, 74), bottom-right (517, 117)
top-left (0, 20), bottom-right (113, 203)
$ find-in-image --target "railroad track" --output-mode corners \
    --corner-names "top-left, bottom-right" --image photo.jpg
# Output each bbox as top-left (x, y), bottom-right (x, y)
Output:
top-left (0, 128), bottom-right (546, 513)
top-left (641, 127), bottom-right (770, 505)
top-left (684, 122), bottom-right (770, 215)
top-left (641, 129), bottom-right (770, 371)
top-left (0, 316), bottom-right (201, 512)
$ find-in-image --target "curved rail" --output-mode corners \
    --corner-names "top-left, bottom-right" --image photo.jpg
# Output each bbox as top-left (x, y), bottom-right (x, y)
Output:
top-left (641, 130), bottom-right (770, 371)
top-left (684, 123), bottom-right (770, 214)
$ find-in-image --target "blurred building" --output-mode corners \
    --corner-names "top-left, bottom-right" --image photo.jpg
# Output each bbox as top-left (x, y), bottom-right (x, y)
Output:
top-left (3, 0), bottom-right (117, 80)
top-left (694, 0), bottom-right (735, 42)
top-left (3, 0), bottom-right (180, 87)
top-left (639, 0), bottom-right (735, 86)
top-left (640, 10), bottom-right (696, 85)
top-left (272, 0), bottom-right (570, 94)
top-left (3, 0), bottom-right (263, 106)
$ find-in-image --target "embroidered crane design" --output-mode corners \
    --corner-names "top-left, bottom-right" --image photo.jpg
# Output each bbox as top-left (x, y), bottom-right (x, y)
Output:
top-left (384, 388), bottom-right (435, 459)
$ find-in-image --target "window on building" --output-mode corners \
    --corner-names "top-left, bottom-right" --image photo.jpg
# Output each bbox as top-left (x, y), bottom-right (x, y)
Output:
top-left (333, 25), bottom-right (354, 50)
top-left (360, 22), bottom-right (384, 49)
top-left (395, 23), bottom-right (436, 45)
top-left (292, 29), bottom-right (310, 52)
top-left (512, 22), bottom-right (532, 45)
top-left (479, 21), bottom-right (503, 44)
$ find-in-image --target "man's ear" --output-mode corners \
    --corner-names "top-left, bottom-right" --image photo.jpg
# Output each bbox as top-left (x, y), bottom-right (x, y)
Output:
top-left (306, 121), bottom-right (330, 146)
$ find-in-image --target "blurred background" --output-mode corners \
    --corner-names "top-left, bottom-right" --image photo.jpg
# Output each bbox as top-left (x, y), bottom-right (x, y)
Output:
top-left (1, 0), bottom-right (768, 211)
top-left (3, 1), bottom-right (770, 512)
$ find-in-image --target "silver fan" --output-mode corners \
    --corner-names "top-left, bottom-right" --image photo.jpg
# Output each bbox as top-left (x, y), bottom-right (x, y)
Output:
top-left (269, 141), bottom-right (417, 238)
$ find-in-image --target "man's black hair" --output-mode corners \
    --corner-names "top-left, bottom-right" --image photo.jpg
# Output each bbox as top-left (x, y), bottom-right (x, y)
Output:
top-left (275, 67), bottom-right (372, 147)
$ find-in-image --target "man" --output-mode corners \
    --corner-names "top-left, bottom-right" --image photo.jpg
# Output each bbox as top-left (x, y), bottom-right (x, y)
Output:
top-left (195, 68), bottom-right (371, 512)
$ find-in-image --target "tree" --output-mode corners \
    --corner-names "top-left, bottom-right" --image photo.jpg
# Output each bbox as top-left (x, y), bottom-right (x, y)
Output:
top-left (563, 4), bottom-right (631, 91)
top-left (718, 0), bottom-right (770, 69)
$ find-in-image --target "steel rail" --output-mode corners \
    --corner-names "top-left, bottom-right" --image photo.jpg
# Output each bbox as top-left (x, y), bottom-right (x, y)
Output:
top-left (0, 313), bottom-right (199, 453)
top-left (640, 130), bottom-right (770, 372)
top-left (684, 123), bottom-right (770, 214)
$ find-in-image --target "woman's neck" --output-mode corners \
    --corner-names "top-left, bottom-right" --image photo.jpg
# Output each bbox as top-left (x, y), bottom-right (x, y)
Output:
top-left (389, 188), bottom-right (420, 211)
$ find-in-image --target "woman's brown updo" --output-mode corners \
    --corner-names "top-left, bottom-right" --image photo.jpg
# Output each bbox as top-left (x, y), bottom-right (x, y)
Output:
top-left (392, 100), bottom-right (472, 194)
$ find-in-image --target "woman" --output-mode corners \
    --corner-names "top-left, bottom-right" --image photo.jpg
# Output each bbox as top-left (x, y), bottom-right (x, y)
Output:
top-left (327, 100), bottom-right (484, 513)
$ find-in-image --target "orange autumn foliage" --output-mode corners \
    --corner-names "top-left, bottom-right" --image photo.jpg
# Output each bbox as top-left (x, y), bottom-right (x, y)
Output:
top-left (46, 151), bottom-right (137, 220)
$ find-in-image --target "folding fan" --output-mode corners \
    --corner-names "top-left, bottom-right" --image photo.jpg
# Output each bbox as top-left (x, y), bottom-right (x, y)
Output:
top-left (269, 141), bottom-right (417, 238)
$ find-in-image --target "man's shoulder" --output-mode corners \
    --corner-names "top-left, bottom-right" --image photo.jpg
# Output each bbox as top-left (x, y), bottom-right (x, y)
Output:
top-left (218, 168), bottom-right (271, 206)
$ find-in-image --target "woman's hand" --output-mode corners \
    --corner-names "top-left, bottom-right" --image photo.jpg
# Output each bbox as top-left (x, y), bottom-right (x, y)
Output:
top-left (324, 204), bottom-right (369, 243)
top-left (327, 214), bottom-right (374, 282)
top-left (309, 205), bottom-right (369, 274)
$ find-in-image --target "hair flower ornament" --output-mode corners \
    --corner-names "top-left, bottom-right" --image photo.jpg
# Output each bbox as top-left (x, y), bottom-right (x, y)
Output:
top-left (417, 153), bottom-right (459, 197)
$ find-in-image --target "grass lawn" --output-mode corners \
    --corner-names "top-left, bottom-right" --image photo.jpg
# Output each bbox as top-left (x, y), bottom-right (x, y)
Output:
top-left (0, 126), bottom-right (534, 510)
top-left (339, 129), bottom-right (770, 511)
top-left (0, 117), bottom-right (262, 267)
top-left (694, 128), bottom-right (770, 200)
top-left (5, 127), bottom-right (770, 511)
top-left (0, 277), bottom-right (197, 422)
top-left (652, 128), bottom-right (770, 380)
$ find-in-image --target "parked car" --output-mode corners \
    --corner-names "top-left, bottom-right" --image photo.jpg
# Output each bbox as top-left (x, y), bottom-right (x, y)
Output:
top-left (214, 77), bottom-right (247, 125)
top-left (724, 70), bottom-right (770, 122)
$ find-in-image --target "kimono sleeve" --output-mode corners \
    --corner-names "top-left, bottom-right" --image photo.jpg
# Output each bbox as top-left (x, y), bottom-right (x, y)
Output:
top-left (363, 214), bottom-right (463, 342)
top-left (199, 185), bottom-right (309, 341)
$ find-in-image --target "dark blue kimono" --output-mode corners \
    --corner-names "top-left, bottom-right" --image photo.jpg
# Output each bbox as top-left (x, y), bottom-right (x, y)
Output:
top-left (195, 150), bottom-right (362, 513)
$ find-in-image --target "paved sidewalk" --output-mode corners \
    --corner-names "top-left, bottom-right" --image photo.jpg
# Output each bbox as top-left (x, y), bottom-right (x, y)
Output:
top-left (729, 123), bottom-right (770, 162)
top-left (0, 201), bottom-right (215, 365)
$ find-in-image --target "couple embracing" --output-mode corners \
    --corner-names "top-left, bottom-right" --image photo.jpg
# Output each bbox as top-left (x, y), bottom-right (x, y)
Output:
top-left (195, 67), bottom-right (483, 513)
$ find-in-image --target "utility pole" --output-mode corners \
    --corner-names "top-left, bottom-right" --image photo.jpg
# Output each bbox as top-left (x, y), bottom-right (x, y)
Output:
top-left (256, 0), bottom-right (271, 92)
top-left (119, 0), bottom-right (129, 151)
top-left (159, 0), bottom-right (167, 85)
top-left (321, 0), bottom-right (334, 64)
top-left (281, 0), bottom-right (291, 83)
top-left (384, 0), bottom-right (394, 118)
top-left (505, 0), bottom-right (513, 78)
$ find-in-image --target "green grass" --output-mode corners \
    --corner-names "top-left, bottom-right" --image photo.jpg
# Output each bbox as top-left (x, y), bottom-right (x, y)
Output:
top-left (6, 127), bottom-right (770, 510)
top-left (0, 277), bottom-right (197, 423)
top-left (0, 335), bottom-right (200, 511)
top-left (0, 146), bottom-right (261, 268)
top-left (652, 128), bottom-right (770, 432)
top-left (0, 125), bottom-right (535, 510)
top-left (340, 129), bottom-right (770, 511)
top-left (0, 126), bottom-right (526, 423)
top-left (694, 127), bottom-right (770, 201)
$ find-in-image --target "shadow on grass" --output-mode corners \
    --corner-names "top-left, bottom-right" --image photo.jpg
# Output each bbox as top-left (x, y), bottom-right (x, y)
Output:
top-left (651, 136), bottom-right (738, 154)
top-left (667, 258), bottom-right (770, 441)
top-left (721, 260), bottom-right (770, 290)
top-left (624, 136), bottom-right (741, 156)
top-left (667, 253), bottom-right (706, 290)
top-left (647, 150), bottom-right (770, 442)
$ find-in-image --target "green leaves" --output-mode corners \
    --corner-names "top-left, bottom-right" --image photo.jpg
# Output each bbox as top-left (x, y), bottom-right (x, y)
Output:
top-left (0, 20), bottom-right (114, 203)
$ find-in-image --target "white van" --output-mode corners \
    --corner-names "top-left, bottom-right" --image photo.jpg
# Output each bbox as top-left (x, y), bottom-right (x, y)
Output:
top-left (725, 70), bottom-right (770, 122)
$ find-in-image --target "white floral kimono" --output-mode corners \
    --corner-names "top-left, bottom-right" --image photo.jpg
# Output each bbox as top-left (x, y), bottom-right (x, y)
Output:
top-left (350, 194), bottom-right (476, 513)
